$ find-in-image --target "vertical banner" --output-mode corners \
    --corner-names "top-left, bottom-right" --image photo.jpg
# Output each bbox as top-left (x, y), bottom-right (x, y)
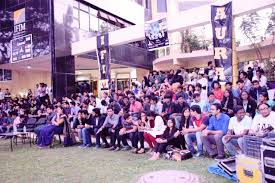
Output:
top-left (96, 34), bottom-right (111, 90)
top-left (145, 18), bottom-right (169, 51)
top-left (211, 2), bottom-right (232, 81)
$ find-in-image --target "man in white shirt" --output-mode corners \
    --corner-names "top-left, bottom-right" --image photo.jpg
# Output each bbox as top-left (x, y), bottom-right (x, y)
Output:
top-left (252, 69), bottom-right (267, 88)
top-left (191, 93), bottom-right (207, 113)
top-left (222, 106), bottom-right (252, 156)
top-left (250, 103), bottom-right (275, 136)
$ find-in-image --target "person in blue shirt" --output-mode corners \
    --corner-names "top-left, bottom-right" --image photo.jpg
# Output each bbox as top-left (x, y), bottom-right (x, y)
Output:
top-left (201, 103), bottom-right (230, 160)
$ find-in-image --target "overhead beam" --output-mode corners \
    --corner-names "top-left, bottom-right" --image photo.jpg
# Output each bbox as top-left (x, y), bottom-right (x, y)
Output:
top-left (72, 0), bottom-right (275, 55)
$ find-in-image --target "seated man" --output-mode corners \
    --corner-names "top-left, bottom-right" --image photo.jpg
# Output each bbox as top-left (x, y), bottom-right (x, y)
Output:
top-left (77, 110), bottom-right (93, 148)
top-left (183, 105), bottom-right (208, 157)
top-left (171, 95), bottom-right (189, 129)
top-left (222, 106), bottom-right (252, 156)
top-left (81, 108), bottom-right (105, 148)
top-left (201, 103), bottom-right (230, 160)
top-left (97, 107), bottom-right (120, 151)
top-left (119, 113), bottom-right (138, 151)
top-left (72, 110), bottom-right (86, 142)
top-left (249, 103), bottom-right (275, 137)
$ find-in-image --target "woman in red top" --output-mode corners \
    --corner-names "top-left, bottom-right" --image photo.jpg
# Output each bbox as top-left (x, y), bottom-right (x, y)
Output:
top-left (212, 81), bottom-right (224, 102)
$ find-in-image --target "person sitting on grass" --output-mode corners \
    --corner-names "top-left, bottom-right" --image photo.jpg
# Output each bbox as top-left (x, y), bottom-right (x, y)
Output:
top-left (183, 105), bottom-right (208, 157)
top-left (149, 118), bottom-right (179, 161)
top-left (119, 113), bottom-right (138, 152)
top-left (201, 103), bottom-right (230, 160)
top-left (222, 105), bottom-right (252, 156)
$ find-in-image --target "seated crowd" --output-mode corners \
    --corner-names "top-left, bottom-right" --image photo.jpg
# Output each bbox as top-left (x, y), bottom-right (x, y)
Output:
top-left (0, 62), bottom-right (275, 161)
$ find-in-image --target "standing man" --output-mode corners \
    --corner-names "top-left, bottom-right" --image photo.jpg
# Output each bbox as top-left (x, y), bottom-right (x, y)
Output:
top-left (222, 106), bottom-right (252, 156)
top-left (201, 103), bottom-right (230, 160)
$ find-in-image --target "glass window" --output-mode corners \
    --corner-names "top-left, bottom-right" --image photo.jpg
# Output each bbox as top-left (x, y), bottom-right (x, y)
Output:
top-left (79, 2), bottom-right (89, 12)
top-left (89, 8), bottom-right (98, 16)
top-left (157, 0), bottom-right (167, 12)
top-left (72, 18), bottom-right (79, 28)
top-left (73, 8), bottom-right (79, 19)
top-left (73, 1), bottom-right (79, 8)
top-left (90, 15), bottom-right (99, 32)
top-left (79, 11), bottom-right (89, 31)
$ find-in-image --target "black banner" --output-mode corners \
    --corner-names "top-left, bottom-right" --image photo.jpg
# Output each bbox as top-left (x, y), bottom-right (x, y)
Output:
top-left (145, 18), bottom-right (169, 51)
top-left (96, 33), bottom-right (111, 83)
top-left (211, 2), bottom-right (232, 81)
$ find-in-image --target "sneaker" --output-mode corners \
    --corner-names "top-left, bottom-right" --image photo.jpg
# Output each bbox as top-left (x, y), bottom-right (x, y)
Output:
top-left (114, 147), bottom-right (121, 151)
top-left (102, 144), bottom-right (110, 148)
top-left (215, 155), bottom-right (225, 161)
top-left (109, 146), bottom-right (116, 151)
top-left (95, 145), bottom-right (101, 149)
top-left (78, 145), bottom-right (86, 148)
top-left (83, 144), bottom-right (92, 148)
top-left (195, 153), bottom-right (204, 157)
top-left (122, 146), bottom-right (132, 151)
top-left (209, 154), bottom-right (218, 159)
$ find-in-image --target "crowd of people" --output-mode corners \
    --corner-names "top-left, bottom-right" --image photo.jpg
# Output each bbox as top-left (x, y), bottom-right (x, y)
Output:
top-left (0, 61), bottom-right (274, 161)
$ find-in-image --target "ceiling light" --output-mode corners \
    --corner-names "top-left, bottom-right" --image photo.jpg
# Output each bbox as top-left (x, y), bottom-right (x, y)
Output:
top-left (27, 66), bottom-right (31, 69)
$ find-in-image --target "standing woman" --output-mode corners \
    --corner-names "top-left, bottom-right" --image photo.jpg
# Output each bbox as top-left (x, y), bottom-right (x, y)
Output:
top-left (238, 91), bottom-right (257, 118)
top-left (149, 118), bottom-right (179, 161)
top-left (37, 106), bottom-right (66, 148)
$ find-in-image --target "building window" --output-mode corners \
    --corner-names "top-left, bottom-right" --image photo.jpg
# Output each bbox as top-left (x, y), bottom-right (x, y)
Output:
top-left (79, 10), bottom-right (89, 31)
top-left (90, 15), bottom-right (99, 32)
top-left (157, 0), bottom-right (167, 12)
top-left (73, 8), bottom-right (79, 19)
top-left (0, 69), bottom-right (12, 81)
top-left (79, 2), bottom-right (89, 12)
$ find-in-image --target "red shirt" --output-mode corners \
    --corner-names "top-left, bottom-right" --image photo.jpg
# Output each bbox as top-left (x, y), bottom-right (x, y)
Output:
top-left (213, 89), bottom-right (224, 101)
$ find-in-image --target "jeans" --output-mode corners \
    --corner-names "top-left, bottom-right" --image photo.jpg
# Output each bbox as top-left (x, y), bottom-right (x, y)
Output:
top-left (138, 132), bottom-right (145, 149)
top-left (184, 132), bottom-right (203, 154)
top-left (120, 132), bottom-right (138, 148)
top-left (82, 128), bottom-right (101, 146)
top-left (201, 134), bottom-right (225, 157)
top-left (175, 116), bottom-right (182, 129)
top-left (222, 136), bottom-right (244, 156)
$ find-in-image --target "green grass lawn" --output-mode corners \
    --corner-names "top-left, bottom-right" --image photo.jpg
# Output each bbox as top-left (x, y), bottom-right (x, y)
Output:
top-left (0, 140), bottom-right (231, 183)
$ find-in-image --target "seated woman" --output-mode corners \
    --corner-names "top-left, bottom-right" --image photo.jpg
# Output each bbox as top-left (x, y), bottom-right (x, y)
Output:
top-left (37, 106), bottom-right (66, 148)
top-left (134, 111), bottom-right (150, 154)
top-left (221, 90), bottom-right (238, 117)
top-left (143, 112), bottom-right (166, 153)
top-left (149, 118), bottom-right (179, 161)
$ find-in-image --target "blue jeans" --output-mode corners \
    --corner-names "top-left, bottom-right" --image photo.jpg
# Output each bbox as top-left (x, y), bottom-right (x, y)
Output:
top-left (184, 132), bottom-right (203, 154)
top-left (222, 136), bottom-right (244, 156)
top-left (82, 128), bottom-right (101, 146)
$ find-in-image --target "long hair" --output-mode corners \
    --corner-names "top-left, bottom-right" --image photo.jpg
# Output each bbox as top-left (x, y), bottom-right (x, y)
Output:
top-left (181, 107), bottom-right (191, 129)
top-left (221, 89), bottom-right (234, 109)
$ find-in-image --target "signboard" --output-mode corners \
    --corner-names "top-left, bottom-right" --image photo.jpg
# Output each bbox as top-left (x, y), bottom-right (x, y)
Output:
top-left (13, 8), bottom-right (26, 38)
top-left (145, 18), bottom-right (169, 51)
top-left (211, 2), bottom-right (233, 81)
top-left (96, 34), bottom-right (111, 84)
top-left (11, 34), bottom-right (33, 63)
top-left (99, 79), bottom-right (109, 91)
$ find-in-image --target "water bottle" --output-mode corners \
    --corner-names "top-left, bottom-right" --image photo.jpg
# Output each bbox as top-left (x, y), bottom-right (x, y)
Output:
top-left (13, 124), bottom-right (17, 133)
top-left (23, 125), bottom-right (27, 133)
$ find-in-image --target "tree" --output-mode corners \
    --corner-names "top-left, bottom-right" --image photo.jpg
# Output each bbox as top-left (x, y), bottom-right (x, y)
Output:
top-left (239, 7), bottom-right (275, 80)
